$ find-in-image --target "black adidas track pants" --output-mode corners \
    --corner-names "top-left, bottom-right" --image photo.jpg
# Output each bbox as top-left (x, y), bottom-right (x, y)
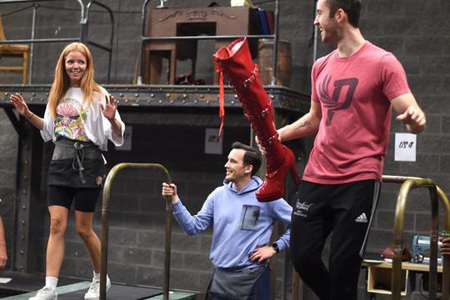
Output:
top-left (290, 180), bottom-right (381, 300)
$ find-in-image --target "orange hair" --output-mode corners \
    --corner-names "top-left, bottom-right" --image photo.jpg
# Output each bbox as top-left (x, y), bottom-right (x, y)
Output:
top-left (48, 42), bottom-right (103, 118)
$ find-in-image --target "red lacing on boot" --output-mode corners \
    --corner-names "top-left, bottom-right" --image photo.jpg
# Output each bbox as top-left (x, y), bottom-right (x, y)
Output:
top-left (215, 64), bottom-right (258, 140)
top-left (216, 65), bottom-right (225, 140)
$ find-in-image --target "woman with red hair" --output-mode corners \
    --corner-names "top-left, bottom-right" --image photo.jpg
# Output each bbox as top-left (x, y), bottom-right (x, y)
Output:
top-left (11, 42), bottom-right (124, 300)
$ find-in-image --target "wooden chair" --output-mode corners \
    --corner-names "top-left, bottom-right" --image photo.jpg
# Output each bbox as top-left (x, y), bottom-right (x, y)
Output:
top-left (0, 13), bottom-right (30, 84)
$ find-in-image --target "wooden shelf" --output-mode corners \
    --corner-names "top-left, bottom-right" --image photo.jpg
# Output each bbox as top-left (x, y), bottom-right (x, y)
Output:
top-left (362, 259), bottom-right (443, 296)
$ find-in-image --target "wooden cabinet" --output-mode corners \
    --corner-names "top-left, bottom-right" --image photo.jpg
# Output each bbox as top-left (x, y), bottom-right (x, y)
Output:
top-left (143, 6), bottom-right (258, 84)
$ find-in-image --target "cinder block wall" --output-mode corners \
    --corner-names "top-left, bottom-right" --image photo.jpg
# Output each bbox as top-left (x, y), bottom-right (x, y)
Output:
top-left (32, 114), bottom-right (256, 293)
top-left (0, 0), bottom-right (449, 299)
top-left (358, 0), bottom-right (450, 254)
top-left (0, 110), bottom-right (18, 269)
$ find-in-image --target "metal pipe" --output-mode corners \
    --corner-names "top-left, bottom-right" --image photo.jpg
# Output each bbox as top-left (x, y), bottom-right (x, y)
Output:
top-left (100, 163), bottom-right (172, 300)
top-left (85, 0), bottom-right (114, 83)
top-left (0, 0), bottom-right (64, 3)
top-left (139, 0), bottom-right (152, 85)
top-left (163, 184), bottom-right (173, 300)
top-left (391, 179), bottom-right (413, 299)
top-left (382, 175), bottom-right (430, 184)
top-left (0, 38), bottom-right (79, 44)
top-left (76, 0), bottom-right (87, 43)
top-left (79, 24), bottom-right (88, 44)
top-left (142, 34), bottom-right (275, 41)
top-left (428, 186), bottom-right (439, 298)
top-left (86, 40), bottom-right (110, 52)
top-left (270, 0), bottom-right (279, 86)
top-left (437, 186), bottom-right (450, 300)
top-left (28, 3), bottom-right (38, 84)
top-left (76, 0), bottom-right (85, 24)
top-left (313, 0), bottom-right (318, 62)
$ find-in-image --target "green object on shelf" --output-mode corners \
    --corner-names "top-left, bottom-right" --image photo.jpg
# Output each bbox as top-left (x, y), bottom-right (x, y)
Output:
top-left (441, 230), bottom-right (450, 238)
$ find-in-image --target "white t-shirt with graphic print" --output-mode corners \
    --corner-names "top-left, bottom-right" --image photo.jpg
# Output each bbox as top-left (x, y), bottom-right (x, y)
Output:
top-left (41, 87), bottom-right (125, 151)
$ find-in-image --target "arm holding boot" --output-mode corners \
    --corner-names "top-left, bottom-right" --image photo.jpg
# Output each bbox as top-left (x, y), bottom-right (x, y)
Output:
top-left (278, 100), bottom-right (322, 142)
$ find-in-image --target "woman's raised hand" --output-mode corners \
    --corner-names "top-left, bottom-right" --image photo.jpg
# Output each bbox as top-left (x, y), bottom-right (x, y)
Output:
top-left (10, 93), bottom-right (31, 118)
top-left (100, 94), bottom-right (118, 121)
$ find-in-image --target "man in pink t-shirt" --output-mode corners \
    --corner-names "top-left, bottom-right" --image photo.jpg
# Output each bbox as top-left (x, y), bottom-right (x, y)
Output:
top-left (276, 0), bottom-right (426, 299)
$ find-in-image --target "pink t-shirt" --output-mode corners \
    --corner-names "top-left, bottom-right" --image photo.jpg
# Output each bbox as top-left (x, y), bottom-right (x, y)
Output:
top-left (303, 42), bottom-right (411, 184)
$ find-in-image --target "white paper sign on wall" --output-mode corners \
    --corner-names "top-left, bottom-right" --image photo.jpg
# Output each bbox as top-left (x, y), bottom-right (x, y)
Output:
top-left (205, 128), bottom-right (223, 155)
top-left (394, 133), bottom-right (416, 162)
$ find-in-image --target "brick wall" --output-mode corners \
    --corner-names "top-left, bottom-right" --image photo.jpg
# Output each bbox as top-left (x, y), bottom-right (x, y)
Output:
top-left (0, 0), bottom-right (449, 299)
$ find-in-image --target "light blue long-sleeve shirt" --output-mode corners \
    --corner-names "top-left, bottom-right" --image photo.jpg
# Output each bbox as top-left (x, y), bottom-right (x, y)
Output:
top-left (172, 176), bottom-right (292, 269)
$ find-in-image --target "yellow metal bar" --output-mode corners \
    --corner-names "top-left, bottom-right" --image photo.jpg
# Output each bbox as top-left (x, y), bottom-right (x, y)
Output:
top-left (392, 179), bottom-right (414, 300)
top-left (382, 175), bottom-right (446, 300)
top-left (437, 186), bottom-right (450, 300)
top-left (99, 163), bottom-right (172, 300)
top-left (427, 185), bottom-right (439, 299)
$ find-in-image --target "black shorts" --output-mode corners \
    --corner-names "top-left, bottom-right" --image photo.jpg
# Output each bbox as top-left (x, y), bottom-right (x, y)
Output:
top-left (48, 185), bottom-right (102, 212)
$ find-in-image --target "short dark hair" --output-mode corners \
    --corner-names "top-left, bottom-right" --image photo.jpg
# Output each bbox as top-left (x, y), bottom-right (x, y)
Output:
top-left (231, 142), bottom-right (262, 176)
top-left (327, 0), bottom-right (361, 28)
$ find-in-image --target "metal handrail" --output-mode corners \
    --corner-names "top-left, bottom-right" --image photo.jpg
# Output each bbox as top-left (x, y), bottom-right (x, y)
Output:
top-left (100, 162), bottom-right (173, 300)
top-left (382, 175), bottom-right (450, 300)
top-left (271, 0), bottom-right (280, 85)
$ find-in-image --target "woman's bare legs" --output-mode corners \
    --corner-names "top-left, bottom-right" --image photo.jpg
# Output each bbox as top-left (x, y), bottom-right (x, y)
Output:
top-left (75, 211), bottom-right (101, 272)
top-left (46, 205), bottom-right (69, 277)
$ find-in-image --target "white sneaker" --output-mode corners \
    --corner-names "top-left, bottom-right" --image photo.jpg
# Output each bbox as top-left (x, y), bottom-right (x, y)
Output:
top-left (84, 273), bottom-right (111, 300)
top-left (29, 287), bottom-right (58, 300)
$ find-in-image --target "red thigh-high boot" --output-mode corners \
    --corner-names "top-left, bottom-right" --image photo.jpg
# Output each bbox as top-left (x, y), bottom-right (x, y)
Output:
top-left (214, 37), bottom-right (301, 202)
